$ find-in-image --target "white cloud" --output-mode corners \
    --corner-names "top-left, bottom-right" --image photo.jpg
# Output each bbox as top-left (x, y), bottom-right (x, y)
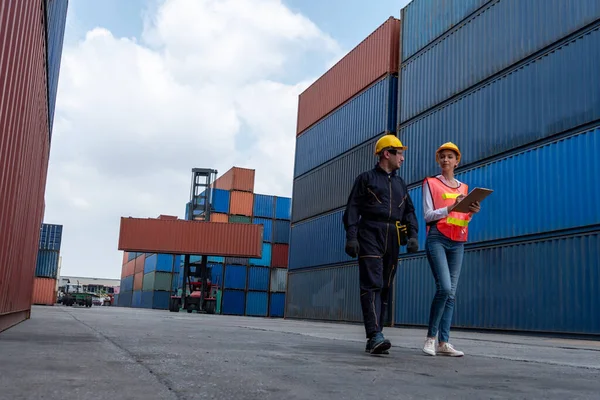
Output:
top-left (45, 0), bottom-right (341, 278)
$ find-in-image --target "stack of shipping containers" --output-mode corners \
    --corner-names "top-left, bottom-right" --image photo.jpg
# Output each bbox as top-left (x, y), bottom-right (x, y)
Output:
top-left (32, 224), bottom-right (63, 305)
top-left (393, 0), bottom-right (600, 335)
top-left (0, 0), bottom-right (68, 332)
top-left (285, 18), bottom-right (401, 322)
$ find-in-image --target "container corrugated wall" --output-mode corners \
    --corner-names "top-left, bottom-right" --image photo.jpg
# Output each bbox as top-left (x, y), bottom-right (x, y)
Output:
top-left (39, 223), bottom-right (62, 250)
top-left (253, 218), bottom-right (273, 242)
top-left (395, 229), bottom-right (600, 335)
top-left (253, 194), bottom-right (275, 218)
top-left (35, 250), bottom-right (60, 278)
top-left (212, 189), bottom-right (230, 213)
top-left (294, 75), bottom-right (397, 178)
top-left (0, 0), bottom-right (61, 332)
top-left (229, 191), bottom-right (254, 217)
top-left (133, 272), bottom-right (143, 291)
top-left (210, 213), bottom-right (229, 223)
top-left (399, 22), bottom-right (600, 186)
top-left (224, 265), bottom-right (247, 290)
top-left (286, 265), bottom-right (361, 322)
top-left (120, 276), bottom-right (134, 293)
top-left (296, 17), bottom-right (400, 135)
top-left (31, 277), bottom-right (57, 305)
top-left (118, 292), bottom-right (132, 307)
top-left (212, 167), bottom-right (255, 193)
top-left (248, 267), bottom-right (269, 291)
top-left (273, 220), bottom-right (290, 244)
top-left (140, 291), bottom-right (170, 310)
top-left (269, 293), bottom-right (285, 317)
top-left (228, 215), bottom-right (251, 224)
top-left (400, 0), bottom-right (600, 122)
top-left (271, 244), bottom-right (289, 268)
top-left (222, 290), bottom-right (245, 315)
top-left (45, 0), bottom-right (68, 138)
top-left (132, 291), bottom-right (142, 308)
top-left (269, 268), bottom-right (287, 292)
top-left (134, 253), bottom-right (145, 273)
top-left (274, 197), bottom-right (292, 220)
top-left (245, 291), bottom-right (268, 317)
top-left (249, 243), bottom-right (272, 267)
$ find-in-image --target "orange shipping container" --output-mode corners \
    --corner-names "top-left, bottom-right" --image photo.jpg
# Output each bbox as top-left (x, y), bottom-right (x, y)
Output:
top-left (271, 244), bottom-right (289, 268)
top-left (118, 217), bottom-right (263, 257)
top-left (31, 278), bottom-right (57, 306)
top-left (229, 191), bottom-right (253, 217)
top-left (133, 271), bottom-right (144, 291)
top-left (210, 213), bottom-right (229, 223)
top-left (122, 251), bottom-right (128, 265)
top-left (212, 167), bottom-right (255, 193)
top-left (121, 259), bottom-right (135, 278)
top-left (134, 254), bottom-right (146, 274)
top-left (296, 17), bottom-right (400, 136)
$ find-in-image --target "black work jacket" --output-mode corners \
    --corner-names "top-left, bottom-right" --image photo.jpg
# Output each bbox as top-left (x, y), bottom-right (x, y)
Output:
top-left (343, 164), bottom-right (418, 241)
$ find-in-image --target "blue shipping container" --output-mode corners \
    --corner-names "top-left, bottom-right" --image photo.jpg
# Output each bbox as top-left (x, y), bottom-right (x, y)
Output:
top-left (404, 125), bottom-right (600, 252)
top-left (35, 250), bottom-right (59, 278)
top-left (144, 254), bottom-right (178, 274)
top-left (120, 276), bottom-right (134, 293)
top-left (127, 252), bottom-right (136, 262)
top-left (294, 75), bottom-right (397, 178)
top-left (273, 220), bottom-right (290, 244)
top-left (292, 136), bottom-right (377, 223)
top-left (222, 290), bottom-right (245, 315)
top-left (132, 291), bottom-right (142, 308)
top-left (208, 263), bottom-right (223, 287)
top-left (394, 229), bottom-right (600, 335)
top-left (141, 291), bottom-right (171, 310)
top-left (225, 257), bottom-right (248, 265)
top-left (140, 292), bottom-right (153, 309)
top-left (269, 293), bottom-right (285, 318)
top-left (401, 0), bottom-right (490, 61)
top-left (208, 256), bottom-right (225, 263)
top-left (286, 264), bottom-right (361, 322)
top-left (275, 196), bottom-right (292, 220)
top-left (39, 223), bottom-right (63, 251)
top-left (249, 242), bottom-right (272, 267)
top-left (253, 218), bottom-right (273, 242)
top-left (399, 22), bottom-right (600, 186)
top-left (253, 194), bottom-right (275, 218)
top-left (118, 291), bottom-right (132, 307)
top-left (246, 291), bottom-right (268, 317)
top-left (45, 0), bottom-right (68, 137)
top-left (400, 0), bottom-right (600, 122)
top-left (248, 267), bottom-right (270, 291)
top-left (224, 265), bottom-right (247, 290)
top-left (212, 188), bottom-right (230, 213)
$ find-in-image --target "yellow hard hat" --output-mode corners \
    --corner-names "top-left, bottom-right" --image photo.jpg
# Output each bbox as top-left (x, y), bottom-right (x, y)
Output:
top-left (436, 142), bottom-right (461, 163)
top-left (374, 134), bottom-right (407, 155)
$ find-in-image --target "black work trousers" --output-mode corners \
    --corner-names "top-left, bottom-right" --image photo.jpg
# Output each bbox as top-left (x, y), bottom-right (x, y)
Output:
top-left (357, 220), bottom-right (399, 339)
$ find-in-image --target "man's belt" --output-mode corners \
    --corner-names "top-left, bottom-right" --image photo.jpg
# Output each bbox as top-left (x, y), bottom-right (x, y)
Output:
top-left (361, 215), bottom-right (408, 246)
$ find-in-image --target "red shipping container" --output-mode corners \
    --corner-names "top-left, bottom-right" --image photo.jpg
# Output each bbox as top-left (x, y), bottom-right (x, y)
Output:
top-left (210, 213), bottom-right (229, 223)
top-left (271, 244), bottom-right (289, 268)
top-left (296, 17), bottom-right (401, 136)
top-left (0, 0), bottom-right (53, 332)
top-left (118, 217), bottom-right (263, 257)
top-left (212, 167), bottom-right (255, 192)
top-left (229, 191), bottom-right (253, 217)
top-left (158, 214), bottom-right (177, 220)
top-left (133, 271), bottom-right (144, 291)
top-left (122, 251), bottom-right (129, 265)
top-left (134, 253), bottom-right (146, 274)
top-left (121, 259), bottom-right (135, 278)
top-left (31, 277), bottom-right (57, 306)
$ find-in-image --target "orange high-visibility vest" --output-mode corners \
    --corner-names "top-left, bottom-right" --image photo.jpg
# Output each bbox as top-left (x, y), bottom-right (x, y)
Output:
top-left (424, 176), bottom-right (471, 242)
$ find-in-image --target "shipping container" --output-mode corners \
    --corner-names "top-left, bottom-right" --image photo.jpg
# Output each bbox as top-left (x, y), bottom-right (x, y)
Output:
top-left (249, 243), bottom-right (272, 267)
top-left (245, 291), bottom-right (268, 317)
top-left (271, 244), bottom-right (289, 268)
top-left (294, 75), bottom-right (398, 178)
top-left (212, 188), bottom-right (230, 213)
top-left (208, 263), bottom-right (223, 287)
top-left (401, 0), bottom-right (600, 122)
top-left (113, 294), bottom-right (119, 306)
top-left (273, 220), bottom-right (291, 244)
top-left (212, 167), bottom-right (255, 193)
top-left (269, 268), bottom-right (287, 292)
top-left (224, 265), bottom-right (247, 290)
top-left (399, 22), bottom-right (600, 186)
top-left (45, 0), bottom-right (68, 138)
top-left (118, 217), bottom-right (263, 257)
top-left (118, 292), bottom-right (133, 307)
top-left (286, 264), bottom-right (361, 322)
top-left (274, 197), bottom-right (292, 220)
top-left (229, 191), bottom-right (254, 217)
top-left (35, 250), bottom-right (59, 278)
top-left (289, 211), bottom-right (350, 270)
top-left (134, 253), bottom-right (146, 274)
top-left (222, 290), bottom-right (245, 315)
top-left (122, 252), bottom-right (128, 265)
top-left (296, 17), bottom-right (400, 135)
top-left (269, 293), bottom-right (285, 318)
top-left (210, 213), bottom-right (229, 223)
top-left (141, 291), bottom-right (171, 310)
top-left (253, 218), bottom-right (273, 242)
top-left (144, 254), bottom-right (178, 274)
top-left (229, 215), bottom-right (251, 224)
top-left (404, 125), bottom-right (600, 251)
top-left (133, 271), bottom-right (144, 291)
top-left (171, 273), bottom-right (179, 292)
top-left (39, 223), bottom-right (62, 251)
top-left (400, 0), bottom-right (490, 61)
top-left (248, 267), bottom-right (269, 291)
top-left (31, 277), bottom-right (57, 305)
top-left (253, 194), bottom-right (275, 218)
top-left (127, 251), bottom-right (136, 262)
top-left (120, 276), bottom-right (134, 293)
top-left (394, 228), bottom-right (600, 335)
top-left (121, 259), bottom-right (135, 278)
top-left (292, 136), bottom-right (377, 223)
top-left (142, 272), bottom-right (174, 292)
top-left (132, 291), bottom-right (142, 308)
top-left (224, 257), bottom-right (248, 265)
top-left (207, 256), bottom-right (225, 263)
top-left (0, 0), bottom-right (54, 332)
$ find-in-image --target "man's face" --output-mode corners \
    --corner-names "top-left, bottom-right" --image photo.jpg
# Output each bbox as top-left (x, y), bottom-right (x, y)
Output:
top-left (385, 148), bottom-right (404, 170)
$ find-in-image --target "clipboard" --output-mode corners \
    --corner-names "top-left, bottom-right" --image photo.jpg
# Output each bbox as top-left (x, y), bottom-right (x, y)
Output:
top-left (450, 187), bottom-right (493, 213)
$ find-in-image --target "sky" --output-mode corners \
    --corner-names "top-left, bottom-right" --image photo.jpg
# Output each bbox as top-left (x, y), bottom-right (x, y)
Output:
top-left (45, 0), bottom-right (412, 279)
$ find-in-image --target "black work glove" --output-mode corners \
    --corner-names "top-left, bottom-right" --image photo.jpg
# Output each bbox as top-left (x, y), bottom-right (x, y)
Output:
top-left (345, 238), bottom-right (360, 258)
top-left (407, 238), bottom-right (419, 253)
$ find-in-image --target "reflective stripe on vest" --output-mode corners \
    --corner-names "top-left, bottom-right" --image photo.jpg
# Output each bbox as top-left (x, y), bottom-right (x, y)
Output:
top-left (425, 176), bottom-right (470, 242)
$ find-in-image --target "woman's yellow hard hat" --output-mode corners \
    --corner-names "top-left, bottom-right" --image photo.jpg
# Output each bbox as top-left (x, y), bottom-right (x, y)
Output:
top-left (374, 134), bottom-right (407, 155)
top-left (436, 142), bottom-right (461, 162)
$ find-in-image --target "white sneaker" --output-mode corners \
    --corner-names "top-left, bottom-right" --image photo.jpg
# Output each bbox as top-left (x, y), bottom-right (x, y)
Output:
top-left (422, 338), bottom-right (436, 356)
top-left (437, 342), bottom-right (464, 357)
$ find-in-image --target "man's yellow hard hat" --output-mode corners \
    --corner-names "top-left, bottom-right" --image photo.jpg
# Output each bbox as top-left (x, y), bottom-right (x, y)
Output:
top-left (436, 142), bottom-right (461, 163)
top-left (374, 134), bottom-right (407, 155)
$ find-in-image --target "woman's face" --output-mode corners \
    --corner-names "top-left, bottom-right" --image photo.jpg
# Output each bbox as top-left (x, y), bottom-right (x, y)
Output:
top-left (437, 150), bottom-right (459, 172)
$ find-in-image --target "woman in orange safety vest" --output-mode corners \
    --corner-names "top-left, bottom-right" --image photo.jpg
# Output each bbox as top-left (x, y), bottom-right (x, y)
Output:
top-left (421, 142), bottom-right (480, 357)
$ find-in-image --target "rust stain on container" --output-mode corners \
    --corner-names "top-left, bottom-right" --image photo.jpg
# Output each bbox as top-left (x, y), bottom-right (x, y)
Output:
top-left (296, 17), bottom-right (401, 136)
top-left (134, 254), bottom-right (145, 274)
top-left (0, 0), bottom-right (53, 331)
top-left (121, 259), bottom-right (135, 278)
top-left (118, 218), bottom-right (263, 257)
top-left (31, 278), bottom-right (57, 306)
top-left (229, 191), bottom-right (254, 217)
top-left (210, 213), bottom-right (229, 223)
top-left (212, 167), bottom-right (255, 192)
top-left (271, 244), bottom-right (289, 268)
top-left (133, 271), bottom-right (144, 291)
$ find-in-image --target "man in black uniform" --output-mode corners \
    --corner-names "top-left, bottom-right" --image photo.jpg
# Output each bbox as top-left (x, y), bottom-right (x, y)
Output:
top-left (343, 134), bottom-right (419, 355)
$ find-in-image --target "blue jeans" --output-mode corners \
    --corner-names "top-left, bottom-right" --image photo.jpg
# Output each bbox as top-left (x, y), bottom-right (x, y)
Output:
top-left (425, 226), bottom-right (464, 343)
